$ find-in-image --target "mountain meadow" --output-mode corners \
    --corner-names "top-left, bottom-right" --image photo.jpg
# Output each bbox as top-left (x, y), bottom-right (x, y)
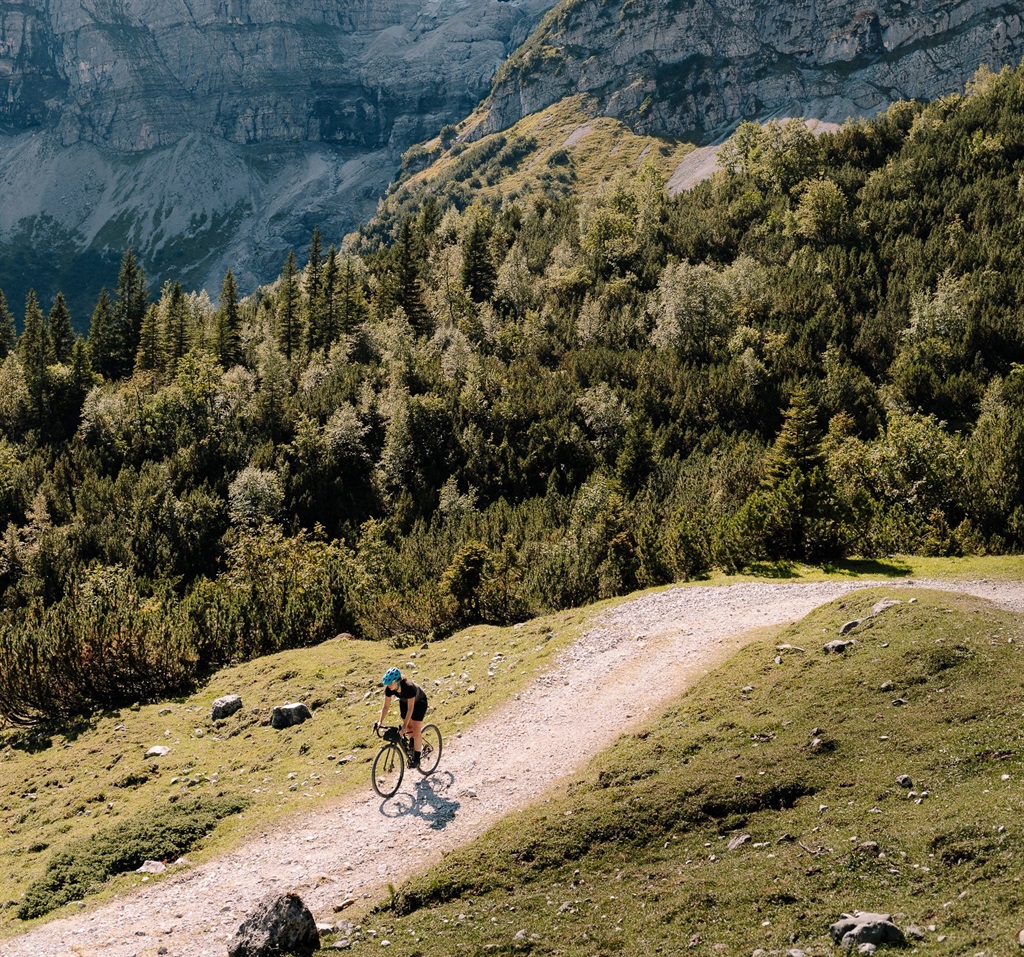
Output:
top-left (352, 583), bottom-right (1024, 957)
top-left (1, 568), bottom-right (1022, 954)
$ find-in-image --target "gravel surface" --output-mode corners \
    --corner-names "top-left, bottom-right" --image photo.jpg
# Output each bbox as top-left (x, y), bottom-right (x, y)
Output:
top-left (4, 578), bottom-right (1021, 957)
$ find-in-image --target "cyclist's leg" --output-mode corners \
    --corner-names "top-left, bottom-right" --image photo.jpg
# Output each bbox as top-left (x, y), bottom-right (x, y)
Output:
top-left (406, 718), bottom-right (423, 753)
top-left (408, 696), bottom-right (428, 753)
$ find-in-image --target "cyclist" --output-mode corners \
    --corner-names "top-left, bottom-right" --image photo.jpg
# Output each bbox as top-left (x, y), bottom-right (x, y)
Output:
top-left (374, 667), bottom-right (428, 768)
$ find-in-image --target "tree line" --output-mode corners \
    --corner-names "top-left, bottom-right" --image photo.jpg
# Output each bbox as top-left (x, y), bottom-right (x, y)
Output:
top-left (1, 64), bottom-right (1023, 725)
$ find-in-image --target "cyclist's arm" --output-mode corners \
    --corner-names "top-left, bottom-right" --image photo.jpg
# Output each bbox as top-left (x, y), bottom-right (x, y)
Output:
top-left (377, 695), bottom-right (391, 728)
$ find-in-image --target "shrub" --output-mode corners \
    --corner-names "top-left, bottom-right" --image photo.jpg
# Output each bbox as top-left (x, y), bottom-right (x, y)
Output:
top-left (0, 526), bottom-right (355, 726)
top-left (18, 796), bottom-right (250, 919)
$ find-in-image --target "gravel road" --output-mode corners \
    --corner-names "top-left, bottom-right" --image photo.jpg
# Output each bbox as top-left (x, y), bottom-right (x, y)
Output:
top-left (3, 578), bottom-right (1021, 957)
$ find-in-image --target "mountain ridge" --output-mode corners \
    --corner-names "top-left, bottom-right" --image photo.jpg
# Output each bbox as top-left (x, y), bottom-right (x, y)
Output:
top-left (0, 0), bottom-right (554, 320)
top-left (471, 0), bottom-right (1024, 144)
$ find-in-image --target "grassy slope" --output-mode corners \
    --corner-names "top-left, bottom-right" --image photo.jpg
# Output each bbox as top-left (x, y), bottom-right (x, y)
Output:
top-left (382, 94), bottom-right (692, 220)
top-left (0, 608), bottom-right (597, 934)
top-left (1, 555), bottom-right (1020, 942)
top-left (349, 581), bottom-right (1024, 955)
top-left (698, 554), bottom-right (1024, 585)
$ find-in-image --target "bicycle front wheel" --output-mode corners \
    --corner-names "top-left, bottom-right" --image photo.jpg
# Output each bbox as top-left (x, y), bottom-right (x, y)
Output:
top-left (417, 724), bottom-right (442, 775)
top-left (371, 743), bottom-right (405, 798)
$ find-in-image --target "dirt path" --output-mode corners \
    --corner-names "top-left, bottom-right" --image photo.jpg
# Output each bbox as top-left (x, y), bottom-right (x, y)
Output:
top-left (4, 578), bottom-right (1021, 957)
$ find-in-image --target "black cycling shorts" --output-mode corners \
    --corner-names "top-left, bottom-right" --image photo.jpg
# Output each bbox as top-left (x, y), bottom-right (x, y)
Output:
top-left (401, 695), bottom-right (428, 722)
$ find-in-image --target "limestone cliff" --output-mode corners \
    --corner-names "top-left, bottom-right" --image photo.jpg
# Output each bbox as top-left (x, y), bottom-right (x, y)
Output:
top-left (0, 0), bottom-right (553, 315)
top-left (1, 0), bottom-right (551, 150)
top-left (474, 0), bottom-right (1024, 143)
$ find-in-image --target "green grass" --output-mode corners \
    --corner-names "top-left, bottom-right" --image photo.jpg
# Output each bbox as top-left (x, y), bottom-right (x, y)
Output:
top-left (697, 553), bottom-right (1024, 584)
top-left (388, 94), bottom-right (693, 216)
top-left (343, 583), bottom-right (1024, 956)
top-left (17, 795), bottom-right (250, 919)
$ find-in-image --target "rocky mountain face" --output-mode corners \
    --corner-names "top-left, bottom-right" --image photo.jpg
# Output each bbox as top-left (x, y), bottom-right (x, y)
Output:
top-left (2, 0), bottom-right (1024, 320)
top-left (474, 0), bottom-right (1024, 143)
top-left (2, 0), bottom-right (550, 151)
top-left (0, 0), bottom-right (553, 318)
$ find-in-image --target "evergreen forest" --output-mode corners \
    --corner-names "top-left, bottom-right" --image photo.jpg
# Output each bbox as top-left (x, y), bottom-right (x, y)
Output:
top-left (1, 65), bottom-right (1023, 727)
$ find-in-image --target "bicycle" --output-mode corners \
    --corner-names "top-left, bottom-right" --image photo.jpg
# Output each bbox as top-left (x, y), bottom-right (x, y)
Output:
top-left (371, 723), bottom-right (443, 798)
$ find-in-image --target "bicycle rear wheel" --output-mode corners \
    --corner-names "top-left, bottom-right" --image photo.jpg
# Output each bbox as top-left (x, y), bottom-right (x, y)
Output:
top-left (417, 724), bottom-right (442, 775)
top-left (371, 743), bottom-right (405, 798)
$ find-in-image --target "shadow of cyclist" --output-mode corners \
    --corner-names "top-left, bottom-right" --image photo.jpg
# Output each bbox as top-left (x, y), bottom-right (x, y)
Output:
top-left (377, 770), bottom-right (460, 829)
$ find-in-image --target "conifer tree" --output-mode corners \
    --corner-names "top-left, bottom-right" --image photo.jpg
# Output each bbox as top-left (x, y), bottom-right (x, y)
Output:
top-left (88, 287), bottom-right (115, 378)
top-left (70, 336), bottom-right (94, 398)
top-left (162, 281), bottom-right (190, 371)
top-left (0, 289), bottom-right (16, 359)
top-left (48, 292), bottom-right (74, 363)
top-left (461, 210), bottom-right (496, 303)
top-left (389, 217), bottom-right (429, 334)
top-left (337, 253), bottom-right (368, 337)
top-left (277, 250), bottom-right (302, 361)
top-left (317, 244), bottom-right (340, 349)
top-left (754, 382), bottom-right (844, 561)
top-left (135, 304), bottom-right (163, 373)
top-left (215, 268), bottom-right (241, 367)
top-left (419, 197), bottom-right (442, 236)
top-left (50, 334), bottom-right (96, 436)
top-left (305, 226), bottom-right (324, 351)
top-left (112, 248), bottom-right (149, 378)
top-left (19, 291), bottom-right (49, 424)
top-left (762, 383), bottom-right (826, 486)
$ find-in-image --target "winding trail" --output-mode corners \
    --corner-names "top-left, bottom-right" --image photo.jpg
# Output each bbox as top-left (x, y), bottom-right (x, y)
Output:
top-left (4, 578), bottom-right (1022, 957)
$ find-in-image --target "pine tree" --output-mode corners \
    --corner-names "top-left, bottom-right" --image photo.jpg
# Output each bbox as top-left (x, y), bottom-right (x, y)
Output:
top-left (88, 287), bottom-right (116, 378)
top-left (112, 248), bottom-right (149, 378)
top-left (419, 197), bottom-right (442, 236)
top-left (390, 217), bottom-right (429, 334)
top-left (50, 334), bottom-right (96, 436)
top-left (70, 336), bottom-right (94, 397)
top-left (48, 292), bottom-right (74, 363)
top-left (337, 253), bottom-right (368, 337)
top-left (215, 268), bottom-right (241, 367)
top-left (762, 383), bottom-right (825, 486)
top-left (19, 290), bottom-right (49, 424)
top-left (277, 250), bottom-right (302, 361)
top-left (162, 281), bottom-right (190, 371)
top-left (135, 304), bottom-right (163, 373)
top-left (0, 289), bottom-right (16, 359)
top-left (754, 382), bottom-right (845, 562)
top-left (319, 245), bottom-right (340, 349)
top-left (305, 226), bottom-right (325, 351)
top-left (461, 210), bottom-right (496, 303)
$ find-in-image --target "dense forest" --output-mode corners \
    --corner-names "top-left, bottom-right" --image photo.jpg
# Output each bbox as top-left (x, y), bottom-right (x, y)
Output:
top-left (1, 65), bottom-right (1023, 726)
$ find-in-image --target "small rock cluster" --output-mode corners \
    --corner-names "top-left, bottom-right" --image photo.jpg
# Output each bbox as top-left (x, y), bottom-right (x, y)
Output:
top-left (829, 911), bottom-right (907, 952)
top-left (271, 702), bottom-right (313, 729)
top-left (831, 598), bottom-right (903, 648)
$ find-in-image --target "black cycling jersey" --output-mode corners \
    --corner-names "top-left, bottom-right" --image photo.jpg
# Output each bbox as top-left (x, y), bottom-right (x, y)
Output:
top-left (386, 677), bottom-right (428, 720)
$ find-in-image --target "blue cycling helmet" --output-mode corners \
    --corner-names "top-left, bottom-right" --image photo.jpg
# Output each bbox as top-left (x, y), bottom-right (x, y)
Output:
top-left (382, 667), bottom-right (402, 686)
